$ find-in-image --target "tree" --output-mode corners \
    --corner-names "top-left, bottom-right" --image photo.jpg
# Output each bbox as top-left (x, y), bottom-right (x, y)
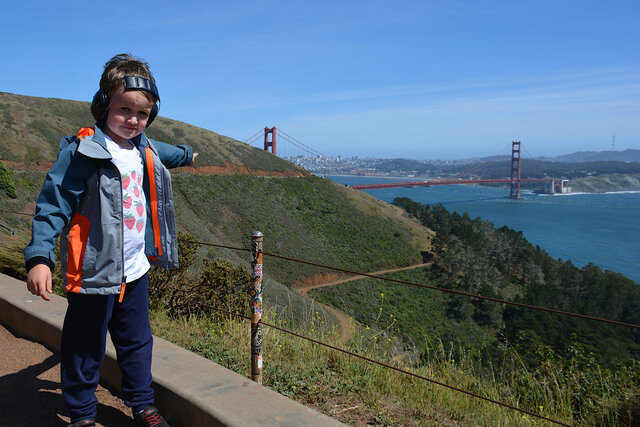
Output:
top-left (0, 160), bottom-right (17, 199)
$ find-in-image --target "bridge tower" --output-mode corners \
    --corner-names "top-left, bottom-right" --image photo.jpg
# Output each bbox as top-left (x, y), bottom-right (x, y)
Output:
top-left (264, 127), bottom-right (276, 155)
top-left (510, 141), bottom-right (522, 199)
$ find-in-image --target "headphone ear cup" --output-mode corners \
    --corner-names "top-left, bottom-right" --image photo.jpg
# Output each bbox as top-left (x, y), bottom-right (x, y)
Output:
top-left (91, 90), bottom-right (109, 123)
top-left (91, 88), bottom-right (158, 127)
top-left (146, 102), bottom-right (159, 127)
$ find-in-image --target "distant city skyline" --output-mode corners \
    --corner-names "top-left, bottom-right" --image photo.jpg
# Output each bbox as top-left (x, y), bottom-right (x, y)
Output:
top-left (1, 0), bottom-right (638, 159)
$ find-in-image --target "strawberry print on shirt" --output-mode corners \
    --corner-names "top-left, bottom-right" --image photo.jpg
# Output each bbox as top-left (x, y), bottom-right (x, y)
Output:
top-left (104, 135), bottom-right (150, 283)
top-left (122, 172), bottom-right (146, 236)
top-left (122, 173), bottom-right (131, 190)
top-left (121, 171), bottom-right (145, 235)
top-left (124, 214), bottom-right (136, 230)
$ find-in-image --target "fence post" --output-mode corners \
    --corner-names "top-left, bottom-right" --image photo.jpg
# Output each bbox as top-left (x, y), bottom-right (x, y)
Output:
top-left (250, 231), bottom-right (264, 384)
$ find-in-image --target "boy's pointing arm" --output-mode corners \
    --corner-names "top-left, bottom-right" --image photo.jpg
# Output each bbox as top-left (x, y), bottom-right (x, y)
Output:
top-left (150, 139), bottom-right (195, 169)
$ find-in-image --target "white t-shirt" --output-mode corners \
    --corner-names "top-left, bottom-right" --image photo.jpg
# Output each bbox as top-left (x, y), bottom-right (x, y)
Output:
top-left (105, 135), bottom-right (150, 283)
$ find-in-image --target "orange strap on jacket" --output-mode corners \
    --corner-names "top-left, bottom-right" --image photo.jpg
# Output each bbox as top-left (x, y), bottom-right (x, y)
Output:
top-left (145, 148), bottom-right (162, 257)
top-left (65, 213), bottom-right (91, 293)
top-left (77, 127), bottom-right (95, 139)
top-left (119, 282), bottom-right (126, 303)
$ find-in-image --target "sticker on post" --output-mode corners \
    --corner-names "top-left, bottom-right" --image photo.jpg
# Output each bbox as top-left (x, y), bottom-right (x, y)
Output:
top-left (258, 355), bottom-right (263, 369)
top-left (252, 264), bottom-right (263, 278)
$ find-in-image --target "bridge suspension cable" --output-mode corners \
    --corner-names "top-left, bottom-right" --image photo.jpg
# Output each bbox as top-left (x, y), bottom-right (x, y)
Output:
top-left (521, 144), bottom-right (537, 162)
top-left (275, 132), bottom-right (323, 158)
top-left (275, 128), bottom-right (326, 158)
top-left (242, 127), bottom-right (328, 158)
top-left (244, 129), bottom-right (264, 146)
top-left (447, 143), bottom-right (513, 178)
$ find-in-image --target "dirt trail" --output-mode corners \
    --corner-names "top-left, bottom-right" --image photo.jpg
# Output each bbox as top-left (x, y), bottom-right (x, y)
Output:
top-left (296, 263), bottom-right (432, 343)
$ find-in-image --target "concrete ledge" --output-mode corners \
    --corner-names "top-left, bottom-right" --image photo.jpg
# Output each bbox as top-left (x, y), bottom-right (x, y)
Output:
top-left (0, 273), bottom-right (343, 426)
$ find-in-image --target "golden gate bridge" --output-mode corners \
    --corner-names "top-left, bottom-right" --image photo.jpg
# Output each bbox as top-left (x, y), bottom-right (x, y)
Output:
top-left (244, 127), bottom-right (566, 198)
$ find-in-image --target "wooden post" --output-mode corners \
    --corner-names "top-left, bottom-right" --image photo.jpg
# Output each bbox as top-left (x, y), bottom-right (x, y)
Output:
top-left (250, 231), bottom-right (264, 383)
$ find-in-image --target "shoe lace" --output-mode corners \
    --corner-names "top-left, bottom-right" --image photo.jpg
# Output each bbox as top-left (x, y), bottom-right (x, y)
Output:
top-left (142, 409), bottom-right (165, 427)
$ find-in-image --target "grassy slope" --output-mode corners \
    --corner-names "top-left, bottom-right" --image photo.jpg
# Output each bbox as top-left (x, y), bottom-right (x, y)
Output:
top-left (170, 174), bottom-right (432, 317)
top-left (1, 169), bottom-right (433, 321)
top-left (308, 267), bottom-right (498, 359)
top-left (0, 93), bottom-right (433, 323)
top-left (171, 174), bottom-right (431, 279)
top-left (1, 93), bottom-right (634, 425)
top-left (0, 91), bottom-right (302, 173)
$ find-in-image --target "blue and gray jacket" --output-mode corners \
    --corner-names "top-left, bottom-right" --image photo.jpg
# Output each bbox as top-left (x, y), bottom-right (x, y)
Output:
top-left (24, 125), bottom-right (193, 297)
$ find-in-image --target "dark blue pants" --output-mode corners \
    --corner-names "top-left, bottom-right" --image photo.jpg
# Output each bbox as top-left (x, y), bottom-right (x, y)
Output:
top-left (61, 274), bottom-right (154, 422)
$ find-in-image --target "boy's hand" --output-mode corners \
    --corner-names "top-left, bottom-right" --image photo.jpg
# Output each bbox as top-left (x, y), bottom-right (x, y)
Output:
top-left (191, 152), bottom-right (198, 166)
top-left (26, 264), bottom-right (53, 301)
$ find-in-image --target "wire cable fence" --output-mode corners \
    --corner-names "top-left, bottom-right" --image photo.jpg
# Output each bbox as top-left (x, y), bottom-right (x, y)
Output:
top-left (2, 208), bottom-right (630, 425)
top-left (179, 236), bottom-right (640, 425)
top-left (0, 209), bottom-right (33, 217)
top-left (0, 210), bottom-right (33, 243)
top-left (191, 295), bottom-right (572, 426)
top-left (2, 217), bottom-right (631, 329)
top-left (0, 221), bottom-right (16, 235)
top-left (185, 239), bottom-right (640, 330)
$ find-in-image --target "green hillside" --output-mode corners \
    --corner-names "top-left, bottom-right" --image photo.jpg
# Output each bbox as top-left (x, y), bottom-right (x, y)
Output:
top-left (0, 91), bottom-right (303, 173)
top-left (1, 93), bottom-right (638, 425)
top-left (0, 92), bottom-right (432, 322)
top-left (318, 197), bottom-right (640, 365)
top-left (1, 171), bottom-right (432, 324)
top-left (309, 199), bottom-right (640, 424)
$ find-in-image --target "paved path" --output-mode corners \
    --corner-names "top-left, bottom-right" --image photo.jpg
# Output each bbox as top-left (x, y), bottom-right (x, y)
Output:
top-left (0, 323), bottom-right (132, 427)
top-left (296, 263), bottom-right (432, 342)
top-left (0, 273), bottom-right (344, 427)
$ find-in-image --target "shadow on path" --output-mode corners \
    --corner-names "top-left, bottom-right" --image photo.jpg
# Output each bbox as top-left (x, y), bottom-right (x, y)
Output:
top-left (0, 337), bottom-right (134, 426)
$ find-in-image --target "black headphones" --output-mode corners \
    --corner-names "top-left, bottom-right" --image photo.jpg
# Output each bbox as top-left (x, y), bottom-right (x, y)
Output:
top-left (91, 76), bottom-right (160, 127)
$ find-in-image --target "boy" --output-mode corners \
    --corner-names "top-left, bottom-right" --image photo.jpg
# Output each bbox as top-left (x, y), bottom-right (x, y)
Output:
top-left (24, 53), bottom-right (196, 427)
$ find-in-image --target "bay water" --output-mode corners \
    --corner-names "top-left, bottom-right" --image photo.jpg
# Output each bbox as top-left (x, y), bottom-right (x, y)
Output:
top-left (328, 175), bottom-right (640, 283)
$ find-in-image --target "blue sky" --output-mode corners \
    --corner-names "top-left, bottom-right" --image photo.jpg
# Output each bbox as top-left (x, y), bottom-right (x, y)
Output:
top-left (1, 0), bottom-right (638, 159)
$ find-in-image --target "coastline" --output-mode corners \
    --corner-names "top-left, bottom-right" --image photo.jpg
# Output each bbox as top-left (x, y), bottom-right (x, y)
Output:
top-left (320, 173), bottom-right (640, 194)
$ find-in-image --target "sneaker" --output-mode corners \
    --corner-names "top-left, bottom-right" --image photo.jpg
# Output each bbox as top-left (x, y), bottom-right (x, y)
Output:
top-left (68, 419), bottom-right (95, 427)
top-left (134, 405), bottom-right (170, 427)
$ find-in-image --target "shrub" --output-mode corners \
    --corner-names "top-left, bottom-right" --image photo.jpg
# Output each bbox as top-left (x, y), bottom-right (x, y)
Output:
top-left (0, 160), bottom-right (17, 198)
top-left (149, 232), bottom-right (251, 318)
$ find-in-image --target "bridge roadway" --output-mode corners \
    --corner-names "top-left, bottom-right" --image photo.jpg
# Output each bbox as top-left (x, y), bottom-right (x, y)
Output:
top-left (0, 273), bottom-right (343, 427)
top-left (349, 178), bottom-right (553, 190)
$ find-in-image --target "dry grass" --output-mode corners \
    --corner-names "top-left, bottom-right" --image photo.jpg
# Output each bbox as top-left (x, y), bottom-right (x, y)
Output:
top-left (149, 307), bottom-right (592, 427)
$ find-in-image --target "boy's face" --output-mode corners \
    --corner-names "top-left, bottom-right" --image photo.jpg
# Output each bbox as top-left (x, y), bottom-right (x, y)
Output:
top-left (104, 89), bottom-right (154, 144)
